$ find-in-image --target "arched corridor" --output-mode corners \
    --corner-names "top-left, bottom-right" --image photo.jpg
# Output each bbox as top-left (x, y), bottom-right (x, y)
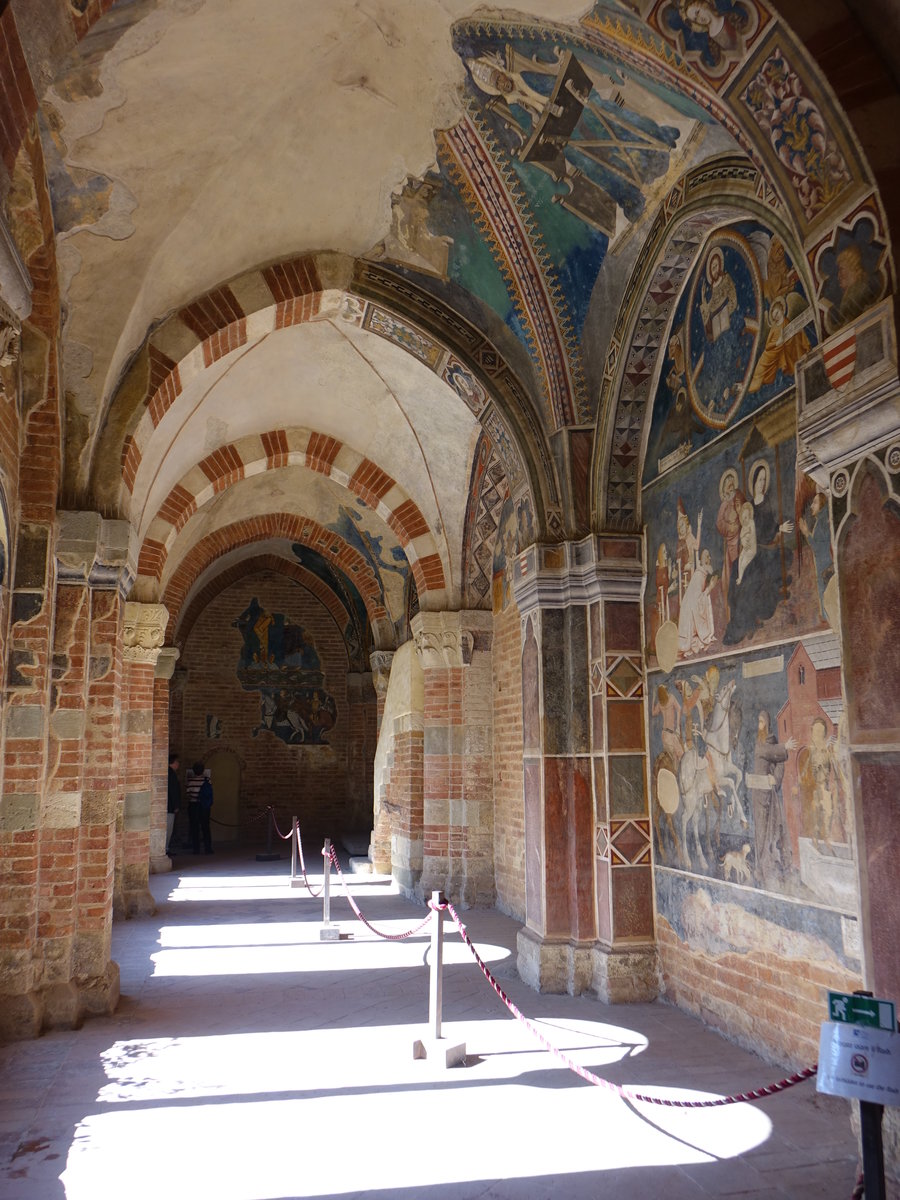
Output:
top-left (0, 0), bottom-right (899, 1192)
top-left (0, 850), bottom-right (858, 1199)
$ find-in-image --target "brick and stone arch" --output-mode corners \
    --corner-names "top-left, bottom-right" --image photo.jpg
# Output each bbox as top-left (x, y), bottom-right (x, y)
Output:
top-left (133, 426), bottom-right (446, 612)
top-left (593, 160), bottom-right (820, 532)
top-left (159, 513), bottom-right (403, 649)
top-left (87, 260), bottom-right (552, 541)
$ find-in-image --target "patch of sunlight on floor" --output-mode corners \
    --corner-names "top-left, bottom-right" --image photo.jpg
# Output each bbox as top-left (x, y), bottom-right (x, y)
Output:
top-left (164, 871), bottom-right (397, 904)
top-left (150, 932), bottom-right (512, 975)
top-left (62, 1021), bottom-right (772, 1200)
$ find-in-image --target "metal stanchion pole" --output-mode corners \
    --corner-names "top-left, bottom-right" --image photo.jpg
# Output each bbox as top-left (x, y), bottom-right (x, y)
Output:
top-left (256, 806), bottom-right (280, 862)
top-left (319, 838), bottom-right (338, 940)
top-left (291, 817), bottom-right (298, 883)
top-left (413, 890), bottom-right (465, 1066)
top-left (429, 889), bottom-right (443, 1041)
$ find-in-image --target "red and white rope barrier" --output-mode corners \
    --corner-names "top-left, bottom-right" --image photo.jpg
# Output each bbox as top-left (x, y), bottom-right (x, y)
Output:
top-left (443, 900), bottom-right (817, 1110)
top-left (328, 844), bottom-right (435, 941)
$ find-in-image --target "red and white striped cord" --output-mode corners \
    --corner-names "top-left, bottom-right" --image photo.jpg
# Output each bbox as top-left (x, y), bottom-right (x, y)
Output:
top-left (442, 900), bottom-right (817, 1109)
top-left (327, 844), bottom-right (435, 941)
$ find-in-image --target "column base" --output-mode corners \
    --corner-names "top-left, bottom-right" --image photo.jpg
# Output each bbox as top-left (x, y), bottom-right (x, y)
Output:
top-left (0, 963), bottom-right (120, 1040)
top-left (124, 886), bottom-right (157, 918)
top-left (590, 943), bottom-right (660, 1003)
top-left (0, 990), bottom-right (42, 1041)
top-left (516, 926), bottom-right (594, 995)
top-left (150, 853), bottom-right (173, 874)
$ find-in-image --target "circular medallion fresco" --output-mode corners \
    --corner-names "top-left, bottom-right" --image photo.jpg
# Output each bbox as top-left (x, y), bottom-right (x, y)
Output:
top-left (685, 230), bottom-right (762, 430)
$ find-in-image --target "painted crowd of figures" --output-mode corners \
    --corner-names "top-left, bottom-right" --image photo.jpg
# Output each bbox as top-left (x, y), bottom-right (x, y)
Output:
top-left (651, 459), bottom-right (833, 664)
top-left (651, 653), bottom-right (850, 893)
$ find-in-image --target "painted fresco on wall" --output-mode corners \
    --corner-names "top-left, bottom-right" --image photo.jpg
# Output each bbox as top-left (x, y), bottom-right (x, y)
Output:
top-left (644, 403), bottom-right (832, 671)
top-left (234, 597), bottom-right (337, 746)
top-left (815, 213), bottom-right (888, 335)
top-left (490, 492), bottom-right (535, 613)
top-left (290, 542), bottom-right (370, 672)
top-left (648, 635), bottom-right (855, 915)
top-left (644, 221), bottom-right (816, 482)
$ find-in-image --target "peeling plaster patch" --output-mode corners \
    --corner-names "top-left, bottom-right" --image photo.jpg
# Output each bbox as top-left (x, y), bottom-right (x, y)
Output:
top-left (204, 416), bottom-right (229, 454)
top-left (50, 710), bottom-right (86, 741)
top-left (0, 794), bottom-right (39, 832)
top-left (124, 790), bottom-right (151, 830)
top-left (681, 887), bottom-right (844, 967)
top-left (44, 792), bottom-right (82, 829)
top-left (6, 705), bottom-right (44, 739)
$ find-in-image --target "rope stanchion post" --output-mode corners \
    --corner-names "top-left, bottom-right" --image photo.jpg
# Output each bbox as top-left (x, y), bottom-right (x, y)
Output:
top-left (290, 816), bottom-right (300, 888)
top-left (412, 891), bottom-right (465, 1068)
top-left (255, 806), bottom-right (280, 862)
top-left (319, 837), bottom-right (340, 941)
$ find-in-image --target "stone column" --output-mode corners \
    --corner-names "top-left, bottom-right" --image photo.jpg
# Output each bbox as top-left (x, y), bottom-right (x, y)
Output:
top-left (64, 513), bottom-right (131, 1022)
top-left (120, 604), bottom-right (168, 913)
top-left (512, 536), bottom-right (658, 999)
top-left (151, 647), bottom-right (179, 872)
top-left (370, 650), bottom-right (395, 873)
top-left (797, 297), bottom-right (900, 1189)
top-left (412, 610), bottom-right (493, 904)
top-left (345, 670), bottom-right (376, 837)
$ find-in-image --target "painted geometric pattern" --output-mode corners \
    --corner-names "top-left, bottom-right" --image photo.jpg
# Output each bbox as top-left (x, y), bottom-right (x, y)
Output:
top-left (606, 656), bottom-right (643, 698)
top-left (462, 436), bottom-right (510, 608)
top-left (440, 115), bottom-right (585, 429)
top-left (596, 823), bottom-right (610, 859)
top-left (605, 212), bottom-right (722, 529)
top-left (610, 819), bottom-right (651, 866)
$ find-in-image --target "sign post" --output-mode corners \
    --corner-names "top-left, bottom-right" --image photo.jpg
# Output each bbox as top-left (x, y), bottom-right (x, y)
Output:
top-left (819, 990), bottom-right (899, 1200)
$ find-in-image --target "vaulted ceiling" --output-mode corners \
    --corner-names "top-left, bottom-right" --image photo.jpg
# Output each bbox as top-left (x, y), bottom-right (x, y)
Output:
top-left (11, 0), bottom-right (894, 659)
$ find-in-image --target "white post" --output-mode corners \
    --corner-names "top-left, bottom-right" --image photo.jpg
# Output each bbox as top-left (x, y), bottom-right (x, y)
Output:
top-left (429, 889), bottom-right (443, 1040)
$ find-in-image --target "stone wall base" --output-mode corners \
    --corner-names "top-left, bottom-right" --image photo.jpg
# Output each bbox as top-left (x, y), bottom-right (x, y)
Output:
top-left (516, 926), bottom-right (594, 995)
top-left (0, 963), bottom-right (120, 1041)
top-left (590, 944), bottom-right (660, 1003)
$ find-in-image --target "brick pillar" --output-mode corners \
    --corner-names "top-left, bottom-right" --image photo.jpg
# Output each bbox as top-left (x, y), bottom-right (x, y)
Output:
top-left (151, 647), bottom-right (179, 873)
top-left (512, 536), bottom-right (657, 999)
top-left (345, 670), bottom-right (376, 839)
top-left (370, 650), bottom-right (395, 873)
top-left (0, 521), bottom-right (53, 1039)
top-left (120, 603), bottom-right (169, 913)
top-left (796, 298), bottom-right (900, 1190)
top-left (412, 610), bottom-right (493, 904)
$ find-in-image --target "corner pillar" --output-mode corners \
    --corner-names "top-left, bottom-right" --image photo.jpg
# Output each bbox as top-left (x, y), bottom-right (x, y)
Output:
top-left (797, 298), bottom-right (900, 1191)
top-left (151, 646), bottom-right (179, 873)
top-left (412, 610), bottom-right (494, 904)
top-left (369, 650), bottom-right (395, 873)
top-left (512, 536), bottom-right (658, 1000)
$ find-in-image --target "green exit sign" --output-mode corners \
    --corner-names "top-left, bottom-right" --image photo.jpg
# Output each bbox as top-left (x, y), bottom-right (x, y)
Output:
top-left (829, 991), bottom-right (896, 1031)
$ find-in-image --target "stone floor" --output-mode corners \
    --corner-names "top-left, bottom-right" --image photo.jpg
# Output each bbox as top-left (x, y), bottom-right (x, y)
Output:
top-left (0, 846), bottom-right (861, 1199)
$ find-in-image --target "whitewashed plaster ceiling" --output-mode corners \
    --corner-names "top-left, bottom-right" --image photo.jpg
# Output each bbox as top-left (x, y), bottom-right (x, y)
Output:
top-left (39, 0), bottom-right (586, 636)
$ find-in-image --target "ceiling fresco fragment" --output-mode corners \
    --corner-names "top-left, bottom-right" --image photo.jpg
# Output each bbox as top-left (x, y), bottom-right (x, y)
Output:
top-left (14, 0), bottom-right (893, 656)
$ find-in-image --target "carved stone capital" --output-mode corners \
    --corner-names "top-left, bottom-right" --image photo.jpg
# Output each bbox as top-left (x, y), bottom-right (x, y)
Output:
top-left (154, 646), bottom-right (180, 680)
top-left (370, 650), bottom-right (395, 696)
top-left (122, 603), bottom-right (169, 664)
top-left (411, 611), bottom-right (473, 669)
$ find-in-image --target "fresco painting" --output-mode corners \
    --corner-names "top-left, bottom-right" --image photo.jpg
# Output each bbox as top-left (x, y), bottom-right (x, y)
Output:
top-left (815, 213), bottom-right (887, 335)
top-left (645, 220), bottom-right (815, 480)
top-left (645, 417), bottom-right (832, 671)
top-left (651, 0), bottom-right (763, 83)
top-left (234, 597), bottom-right (337, 746)
top-left (290, 542), bottom-right (370, 672)
top-left (648, 637), bottom-right (854, 911)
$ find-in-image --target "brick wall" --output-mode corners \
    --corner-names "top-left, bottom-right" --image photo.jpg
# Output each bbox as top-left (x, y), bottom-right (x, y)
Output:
top-left (173, 571), bottom-right (367, 843)
top-left (658, 918), bottom-right (861, 1067)
top-left (492, 600), bottom-right (524, 918)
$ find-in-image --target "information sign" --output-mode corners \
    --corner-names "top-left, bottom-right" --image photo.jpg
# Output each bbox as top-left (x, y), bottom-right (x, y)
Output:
top-left (818, 1022), bottom-right (900, 1106)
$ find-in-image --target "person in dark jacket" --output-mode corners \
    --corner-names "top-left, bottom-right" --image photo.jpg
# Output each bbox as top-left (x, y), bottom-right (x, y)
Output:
top-left (186, 760), bottom-right (214, 854)
top-left (167, 752), bottom-right (181, 856)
